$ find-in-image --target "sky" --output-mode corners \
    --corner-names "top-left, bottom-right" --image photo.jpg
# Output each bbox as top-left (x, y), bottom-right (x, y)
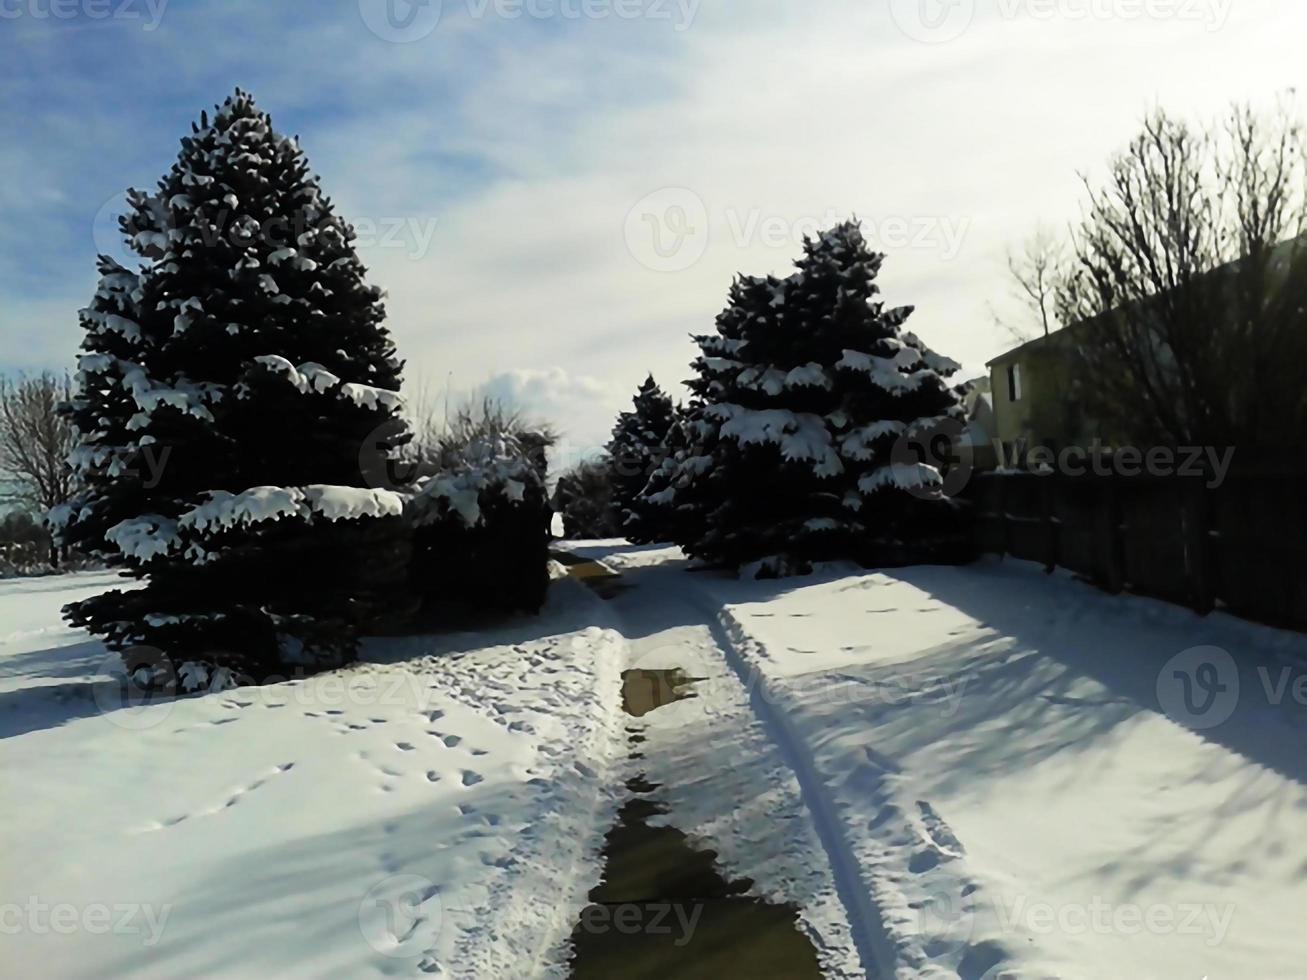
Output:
top-left (3, 0), bottom-right (1306, 463)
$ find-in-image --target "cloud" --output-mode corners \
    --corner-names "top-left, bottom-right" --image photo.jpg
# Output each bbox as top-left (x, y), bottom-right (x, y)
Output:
top-left (471, 367), bottom-right (627, 466)
top-left (5, 0), bottom-right (1307, 408)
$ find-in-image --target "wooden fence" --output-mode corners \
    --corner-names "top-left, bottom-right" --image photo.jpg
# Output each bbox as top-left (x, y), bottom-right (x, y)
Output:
top-left (965, 468), bottom-right (1307, 632)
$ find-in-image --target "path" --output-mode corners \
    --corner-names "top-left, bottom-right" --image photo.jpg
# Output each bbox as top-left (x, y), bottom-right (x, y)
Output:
top-left (558, 551), bottom-right (872, 980)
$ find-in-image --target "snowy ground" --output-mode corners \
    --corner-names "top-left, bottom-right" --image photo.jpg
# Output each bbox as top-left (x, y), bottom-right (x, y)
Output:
top-left (569, 542), bottom-right (1307, 980)
top-left (5, 550), bottom-right (1307, 979)
top-left (1, 569), bottom-right (625, 979)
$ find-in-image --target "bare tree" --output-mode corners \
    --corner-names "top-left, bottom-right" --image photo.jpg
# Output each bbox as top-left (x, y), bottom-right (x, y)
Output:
top-left (0, 372), bottom-right (78, 563)
top-left (993, 226), bottom-right (1067, 343)
top-left (1057, 99), bottom-right (1307, 450)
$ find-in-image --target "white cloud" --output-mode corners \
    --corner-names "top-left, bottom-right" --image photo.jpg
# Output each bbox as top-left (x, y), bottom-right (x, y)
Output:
top-left (467, 366), bottom-right (628, 466)
top-left (7, 0), bottom-right (1307, 417)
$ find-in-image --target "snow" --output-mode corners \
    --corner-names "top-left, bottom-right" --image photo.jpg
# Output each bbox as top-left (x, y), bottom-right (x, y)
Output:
top-left (709, 404), bottom-right (844, 477)
top-left (179, 485), bottom-right (405, 534)
top-left (105, 515), bottom-right (180, 561)
top-left (835, 348), bottom-right (935, 395)
top-left (250, 356), bottom-right (402, 411)
top-left (339, 382), bottom-right (405, 413)
top-left (902, 332), bottom-right (963, 376)
top-left (9, 540), bottom-right (1306, 979)
top-left (82, 309), bottom-right (144, 343)
top-left (857, 461), bottom-right (943, 494)
top-left (840, 420), bottom-right (908, 461)
top-left (408, 435), bottom-right (541, 529)
top-left (567, 543), bottom-right (1307, 980)
top-left (0, 571), bottom-right (625, 979)
top-left (252, 355), bottom-right (342, 394)
top-left (785, 362), bottom-right (833, 390)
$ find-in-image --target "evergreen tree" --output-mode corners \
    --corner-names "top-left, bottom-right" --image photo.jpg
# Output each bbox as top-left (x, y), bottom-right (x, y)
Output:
top-left (629, 404), bottom-right (699, 546)
top-left (54, 90), bottom-right (412, 685)
top-left (553, 458), bottom-right (622, 540)
top-left (645, 221), bottom-right (965, 576)
top-left (606, 375), bottom-right (675, 543)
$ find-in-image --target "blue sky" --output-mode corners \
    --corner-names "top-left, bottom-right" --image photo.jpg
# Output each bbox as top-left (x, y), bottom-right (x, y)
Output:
top-left (3, 0), bottom-right (1306, 458)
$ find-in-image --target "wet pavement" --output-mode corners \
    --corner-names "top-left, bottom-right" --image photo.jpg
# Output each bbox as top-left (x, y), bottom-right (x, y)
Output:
top-left (560, 552), bottom-right (823, 979)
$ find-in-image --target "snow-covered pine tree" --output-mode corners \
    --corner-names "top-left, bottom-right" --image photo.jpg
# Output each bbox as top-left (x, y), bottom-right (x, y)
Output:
top-left (654, 221), bottom-right (965, 576)
top-left (607, 374), bottom-right (675, 542)
top-left (55, 90), bottom-right (412, 685)
top-left (630, 403), bottom-right (698, 546)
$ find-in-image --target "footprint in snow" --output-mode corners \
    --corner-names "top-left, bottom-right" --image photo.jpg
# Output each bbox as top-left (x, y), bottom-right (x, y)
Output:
top-left (461, 770), bottom-right (484, 787)
top-left (395, 742), bottom-right (416, 752)
top-left (909, 849), bottom-right (942, 873)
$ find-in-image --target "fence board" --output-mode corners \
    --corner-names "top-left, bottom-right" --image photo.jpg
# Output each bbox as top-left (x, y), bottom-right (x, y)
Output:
top-left (966, 469), bottom-right (1307, 633)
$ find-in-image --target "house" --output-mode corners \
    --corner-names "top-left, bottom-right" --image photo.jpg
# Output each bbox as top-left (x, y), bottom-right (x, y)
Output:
top-left (986, 235), bottom-right (1307, 464)
top-left (985, 325), bottom-right (1099, 464)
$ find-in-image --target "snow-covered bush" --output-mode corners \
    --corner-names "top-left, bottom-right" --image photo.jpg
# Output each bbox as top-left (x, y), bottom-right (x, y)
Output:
top-left (553, 458), bottom-right (623, 540)
top-left (407, 431), bottom-right (551, 616)
top-left (607, 375), bottom-right (676, 543)
top-left (55, 90), bottom-right (413, 680)
top-left (641, 221), bottom-right (969, 575)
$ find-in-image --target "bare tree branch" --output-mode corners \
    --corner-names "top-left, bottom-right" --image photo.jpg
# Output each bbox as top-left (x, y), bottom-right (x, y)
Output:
top-left (1056, 99), bottom-right (1307, 450)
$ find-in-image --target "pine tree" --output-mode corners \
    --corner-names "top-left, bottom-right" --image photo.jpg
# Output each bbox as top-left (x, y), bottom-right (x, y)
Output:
top-left (553, 458), bottom-right (622, 540)
top-left (607, 375), bottom-right (675, 543)
top-left (54, 90), bottom-right (412, 685)
top-left (629, 404), bottom-right (698, 546)
top-left (648, 221), bottom-right (965, 576)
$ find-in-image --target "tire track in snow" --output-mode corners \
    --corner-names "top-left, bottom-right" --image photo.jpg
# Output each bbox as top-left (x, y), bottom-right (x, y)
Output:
top-left (702, 604), bottom-right (898, 980)
top-left (592, 557), bottom-right (887, 980)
